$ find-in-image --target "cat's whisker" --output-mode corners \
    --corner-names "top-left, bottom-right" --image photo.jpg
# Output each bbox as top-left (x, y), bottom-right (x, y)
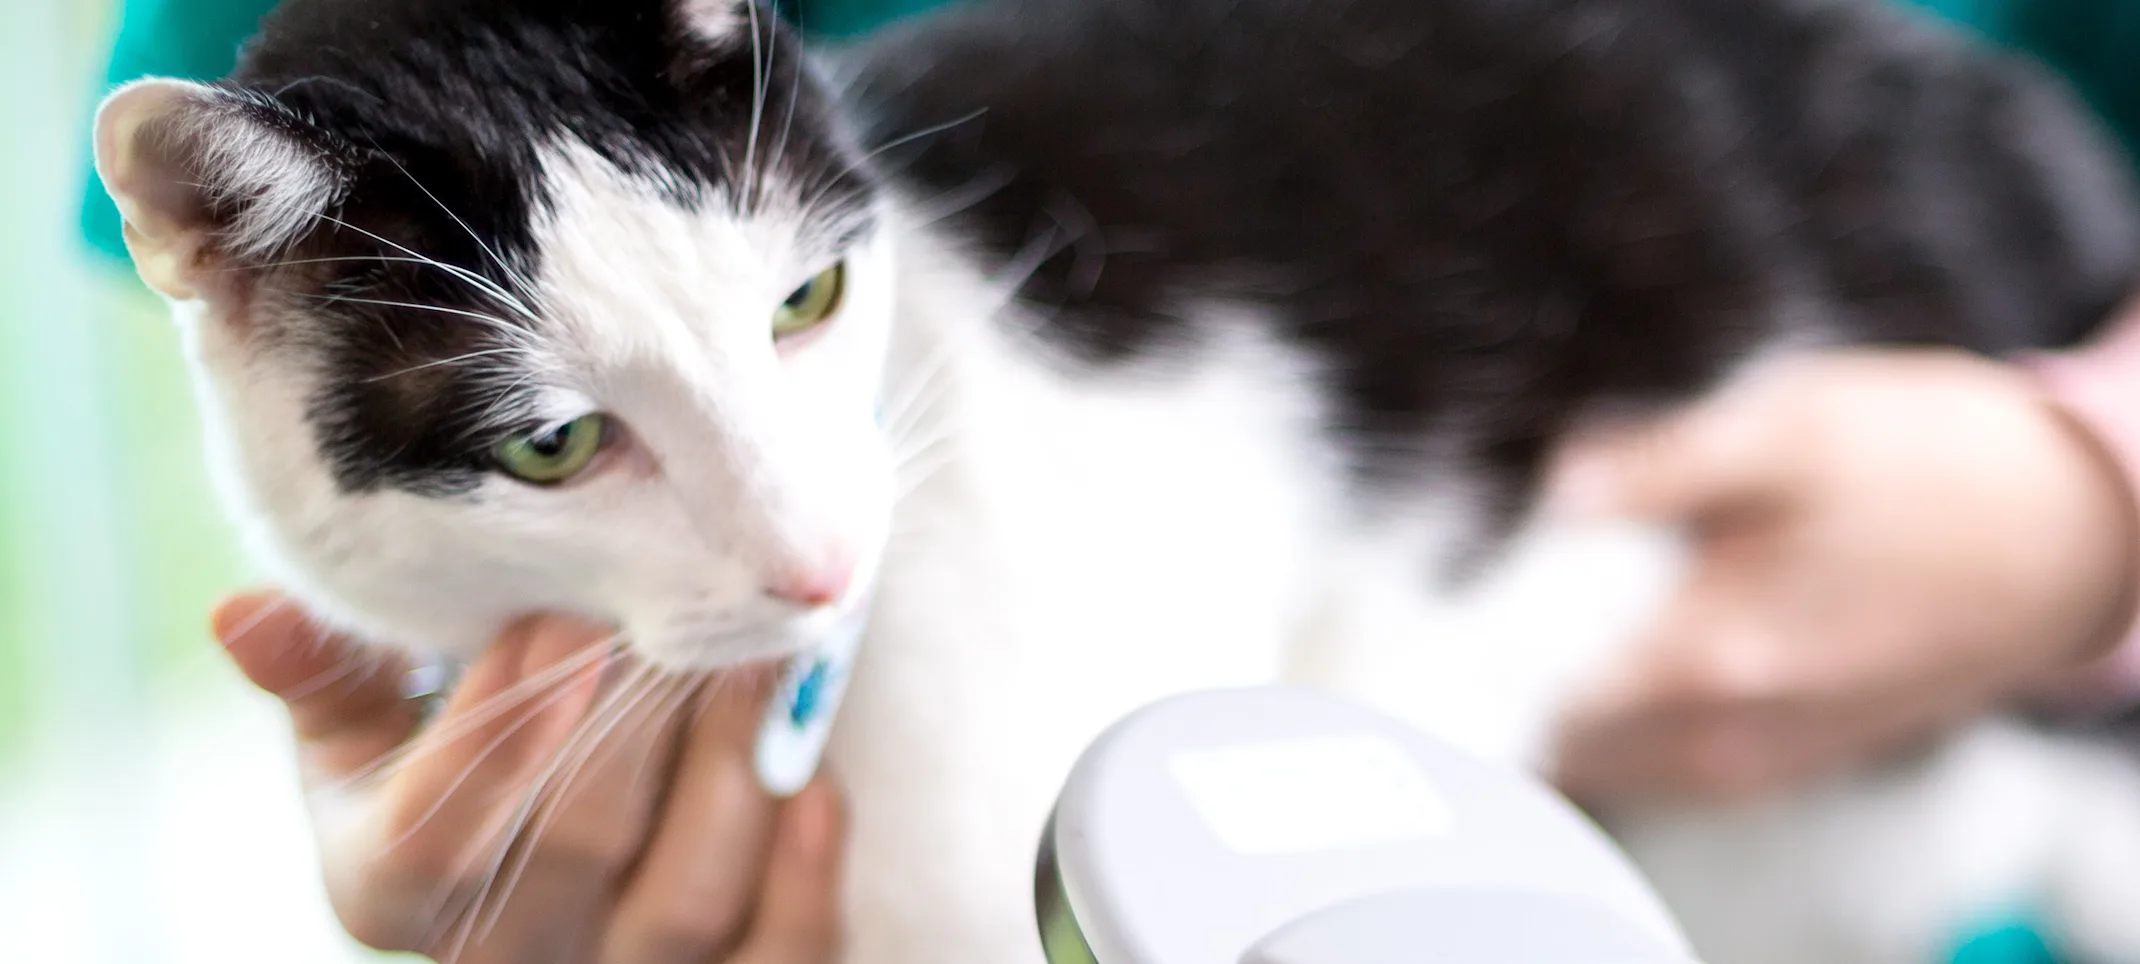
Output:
top-left (248, 254), bottom-right (539, 325)
top-left (457, 369), bottom-right (552, 442)
top-left (875, 310), bottom-right (986, 446)
top-left (376, 675), bottom-right (596, 857)
top-left (889, 412), bottom-right (959, 472)
top-left (305, 212), bottom-right (546, 327)
top-left (416, 659), bottom-right (656, 955)
top-left (878, 376), bottom-right (948, 457)
top-left (858, 109), bottom-right (990, 171)
top-left (892, 451), bottom-right (959, 507)
top-left (463, 665), bottom-right (680, 945)
top-left (988, 227), bottom-right (1069, 310)
top-left (472, 673), bottom-right (697, 945)
top-left (332, 642), bottom-right (612, 791)
top-left (369, 141), bottom-right (547, 316)
top-left (300, 291), bottom-right (532, 345)
top-left (742, 0), bottom-right (769, 215)
top-left (278, 647), bottom-right (392, 704)
top-left (619, 672), bottom-right (703, 793)
top-left (214, 593), bottom-right (297, 649)
top-left (413, 793), bottom-right (525, 964)
top-left (892, 421), bottom-right (957, 470)
top-left (883, 376), bottom-right (958, 459)
top-left (784, 107), bottom-right (988, 233)
top-left (764, 13), bottom-right (809, 213)
top-left (905, 164), bottom-right (1018, 228)
top-left (877, 326), bottom-right (970, 434)
top-left (362, 346), bottom-right (541, 384)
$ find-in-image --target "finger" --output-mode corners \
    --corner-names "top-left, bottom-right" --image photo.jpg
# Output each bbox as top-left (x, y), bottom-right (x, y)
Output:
top-left (446, 664), bottom-right (700, 964)
top-left (1553, 593), bottom-right (1798, 805)
top-left (1676, 692), bottom-right (1929, 802)
top-left (730, 779), bottom-right (847, 964)
top-left (1569, 572), bottom-right (1763, 721)
top-left (1552, 699), bottom-right (1712, 806)
top-left (1552, 396), bottom-right (1799, 524)
top-left (213, 591), bottom-right (418, 776)
top-left (1558, 704), bottom-right (1793, 806)
top-left (383, 615), bottom-right (613, 855)
top-left (602, 672), bottom-right (782, 964)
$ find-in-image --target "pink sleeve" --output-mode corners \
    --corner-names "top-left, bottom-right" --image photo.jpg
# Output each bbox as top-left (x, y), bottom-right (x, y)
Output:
top-left (2025, 303), bottom-right (2140, 717)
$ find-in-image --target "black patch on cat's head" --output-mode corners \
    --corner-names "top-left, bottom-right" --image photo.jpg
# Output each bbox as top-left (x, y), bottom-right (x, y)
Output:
top-left (220, 0), bottom-right (873, 494)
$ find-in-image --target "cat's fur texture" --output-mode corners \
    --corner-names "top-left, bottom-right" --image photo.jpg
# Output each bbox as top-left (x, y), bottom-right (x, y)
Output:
top-left (92, 0), bottom-right (2140, 961)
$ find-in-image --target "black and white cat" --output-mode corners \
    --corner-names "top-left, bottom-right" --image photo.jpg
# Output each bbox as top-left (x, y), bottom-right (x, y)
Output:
top-left (91, 0), bottom-right (2140, 961)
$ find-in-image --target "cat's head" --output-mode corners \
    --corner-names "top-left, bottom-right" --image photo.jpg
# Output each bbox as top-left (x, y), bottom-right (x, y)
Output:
top-left (92, 0), bottom-right (898, 668)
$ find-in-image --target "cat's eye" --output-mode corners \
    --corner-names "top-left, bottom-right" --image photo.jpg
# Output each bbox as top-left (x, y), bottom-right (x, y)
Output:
top-left (772, 262), bottom-right (847, 340)
top-left (493, 414), bottom-right (608, 485)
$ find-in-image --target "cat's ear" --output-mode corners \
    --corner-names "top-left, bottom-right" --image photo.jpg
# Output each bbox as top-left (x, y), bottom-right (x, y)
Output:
top-left (93, 78), bottom-right (347, 301)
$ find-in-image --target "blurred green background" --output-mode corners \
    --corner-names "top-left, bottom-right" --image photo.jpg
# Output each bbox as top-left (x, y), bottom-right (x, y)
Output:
top-left (0, 0), bottom-right (350, 959)
top-left (1, 0), bottom-right (2135, 962)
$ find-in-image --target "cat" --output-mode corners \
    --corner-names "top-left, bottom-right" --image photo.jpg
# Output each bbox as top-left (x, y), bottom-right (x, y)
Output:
top-left (90, 0), bottom-right (2140, 961)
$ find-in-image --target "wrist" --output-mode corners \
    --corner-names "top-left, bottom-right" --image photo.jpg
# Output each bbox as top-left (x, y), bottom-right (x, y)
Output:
top-left (2019, 299), bottom-right (2140, 715)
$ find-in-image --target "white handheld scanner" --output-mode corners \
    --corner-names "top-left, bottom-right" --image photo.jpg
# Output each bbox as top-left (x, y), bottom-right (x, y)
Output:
top-left (1036, 688), bottom-right (1703, 964)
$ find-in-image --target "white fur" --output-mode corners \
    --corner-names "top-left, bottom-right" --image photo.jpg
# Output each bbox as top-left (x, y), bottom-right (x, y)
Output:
top-left (119, 111), bottom-right (2140, 964)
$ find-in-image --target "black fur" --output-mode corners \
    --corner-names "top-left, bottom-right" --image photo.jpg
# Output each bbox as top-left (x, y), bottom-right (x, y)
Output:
top-left (209, 0), bottom-right (2140, 517)
top-left (845, 0), bottom-right (2140, 526)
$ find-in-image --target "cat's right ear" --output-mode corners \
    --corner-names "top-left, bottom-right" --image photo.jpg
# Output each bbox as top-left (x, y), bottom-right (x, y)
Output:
top-left (93, 79), bottom-right (346, 301)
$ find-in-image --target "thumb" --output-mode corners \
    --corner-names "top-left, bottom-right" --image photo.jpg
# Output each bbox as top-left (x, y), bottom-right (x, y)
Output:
top-left (212, 591), bottom-right (421, 774)
top-left (1550, 399), bottom-right (1796, 524)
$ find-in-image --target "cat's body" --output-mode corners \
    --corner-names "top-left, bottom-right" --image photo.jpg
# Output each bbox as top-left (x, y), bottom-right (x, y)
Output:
top-left (90, 0), bottom-right (2140, 961)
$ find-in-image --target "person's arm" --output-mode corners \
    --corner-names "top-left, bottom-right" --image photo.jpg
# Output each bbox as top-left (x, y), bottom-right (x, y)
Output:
top-left (2027, 303), bottom-right (2140, 715)
top-left (1548, 345), bottom-right (2140, 804)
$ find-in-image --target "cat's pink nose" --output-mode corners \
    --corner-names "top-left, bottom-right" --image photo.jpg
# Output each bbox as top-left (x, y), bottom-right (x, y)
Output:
top-left (767, 558), bottom-right (854, 608)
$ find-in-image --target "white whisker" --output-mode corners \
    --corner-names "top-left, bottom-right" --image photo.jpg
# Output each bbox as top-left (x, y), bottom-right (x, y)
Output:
top-left (369, 143), bottom-right (546, 314)
top-left (379, 677), bottom-right (594, 857)
top-left (742, 0), bottom-right (769, 214)
top-left (465, 666), bottom-right (679, 945)
top-left (215, 595), bottom-right (296, 649)
top-left (250, 254), bottom-right (539, 326)
top-left (307, 213), bottom-right (546, 328)
top-left (334, 641), bottom-right (612, 791)
top-left (362, 346), bottom-right (540, 383)
top-left (474, 673), bottom-right (696, 943)
top-left (421, 661), bottom-right (657, 956)
top-left (280, 649), bottom-right (389, 704)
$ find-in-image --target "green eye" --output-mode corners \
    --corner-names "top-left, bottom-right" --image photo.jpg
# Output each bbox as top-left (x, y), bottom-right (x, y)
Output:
top-left (493, 414), bottom-right (608, 485)
top-left (772, 262), bottom-right (847, 339)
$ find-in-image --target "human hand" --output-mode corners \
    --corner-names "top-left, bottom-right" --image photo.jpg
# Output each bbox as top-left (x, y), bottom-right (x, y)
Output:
top-left (1548, 348), bottom-right (2138, 806)
top-left (211, 592), bottom-right (846, 964)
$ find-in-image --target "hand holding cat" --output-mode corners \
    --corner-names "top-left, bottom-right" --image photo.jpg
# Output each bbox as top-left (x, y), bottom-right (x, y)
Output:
top-left (1548, 347), bottom-right (2140, 805)
top-left (210, 593), bottom-right (847, 964)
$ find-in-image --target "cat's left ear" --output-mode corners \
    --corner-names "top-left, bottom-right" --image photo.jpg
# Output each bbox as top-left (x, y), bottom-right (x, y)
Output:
top-left (93, 78), bottom-right (347, 301)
